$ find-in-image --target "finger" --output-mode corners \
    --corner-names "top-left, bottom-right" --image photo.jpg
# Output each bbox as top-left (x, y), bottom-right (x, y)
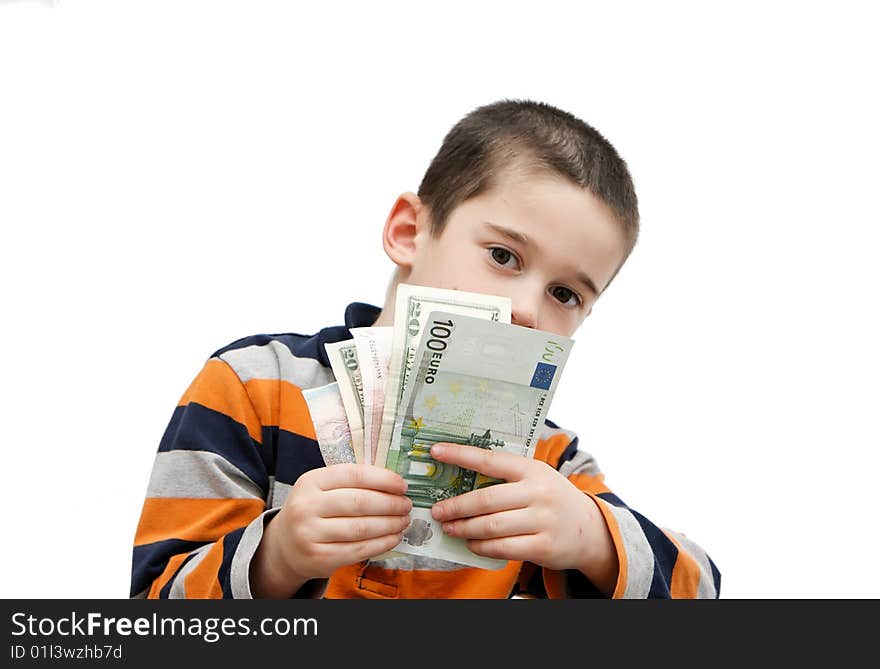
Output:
top-left (313, 463), bottom-right (407, 494)
top-left (429, 443), bottom-right (528, 482)
top-left (339, 533), bottom-right (404, 565)
top-left (319, 488), bottom-right (413, 518)
top-left (441, 508), bottom-right (536, 540)
top-left (466, 534), bottom-right (541, 562)
top-left (317, 515), bottom-right (412, 542)
top-left (431, 482), bottom-right (528, 521)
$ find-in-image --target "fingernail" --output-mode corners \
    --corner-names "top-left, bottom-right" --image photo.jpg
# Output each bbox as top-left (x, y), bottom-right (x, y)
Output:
top-left (431, 444), bottom-right (444, 457)
top-left (431, 504), bottom-right (444, 520)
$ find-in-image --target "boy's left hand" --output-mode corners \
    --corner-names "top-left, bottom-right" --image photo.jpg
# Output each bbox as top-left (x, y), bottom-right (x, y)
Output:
top-left (429, 442), bottom-right (618, 593)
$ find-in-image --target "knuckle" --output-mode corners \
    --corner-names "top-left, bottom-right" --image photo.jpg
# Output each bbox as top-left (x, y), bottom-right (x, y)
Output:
top-left (350, 467), bottom-right (365, 487)
top-left (351, 518), bottom-right (368, 540)
top-left (479, 450), bottom-right (493, 470)
top-left (350, 491), bottom-right (365, 513)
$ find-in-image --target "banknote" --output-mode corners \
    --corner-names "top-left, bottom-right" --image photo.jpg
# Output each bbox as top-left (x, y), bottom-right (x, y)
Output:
top-left (385, 311), bottom-right (573, 569)
top-left (324, 340), bottom-right (365, 463)
top-left (350, 326), bottom-right (393, 465)
top-left (374, 284), bottom-right (512, 470)
top-left (302, 382), bottom-right (357, 466)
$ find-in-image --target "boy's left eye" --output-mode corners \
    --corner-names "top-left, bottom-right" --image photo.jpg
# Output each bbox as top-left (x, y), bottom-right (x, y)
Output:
top-left (550, 286), bottom-right (580, 307)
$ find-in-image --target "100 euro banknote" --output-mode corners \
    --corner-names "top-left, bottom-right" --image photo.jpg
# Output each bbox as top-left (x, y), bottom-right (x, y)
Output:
top-left (384, 311), bottom-right (574, 569)
top-left (374, 284), bottom-right (512, 469)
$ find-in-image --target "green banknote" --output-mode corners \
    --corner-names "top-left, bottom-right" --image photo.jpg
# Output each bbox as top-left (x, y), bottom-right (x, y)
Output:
top-left (385, 311), bottom-right (574, 569)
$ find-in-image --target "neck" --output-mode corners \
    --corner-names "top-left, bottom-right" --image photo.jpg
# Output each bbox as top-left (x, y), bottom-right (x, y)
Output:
top-left (369, 273), bottom-right (400, 328)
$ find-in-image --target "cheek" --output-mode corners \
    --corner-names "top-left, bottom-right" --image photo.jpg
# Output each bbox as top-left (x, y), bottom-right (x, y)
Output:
top-left (539, 304), bottom-right (583, 338)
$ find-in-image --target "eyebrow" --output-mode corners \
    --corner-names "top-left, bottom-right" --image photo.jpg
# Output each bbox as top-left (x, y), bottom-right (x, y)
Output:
top-left (483, 221), bottom-right (600, 297)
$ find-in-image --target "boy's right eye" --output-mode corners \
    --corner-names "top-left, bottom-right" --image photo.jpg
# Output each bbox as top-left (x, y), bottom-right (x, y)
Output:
top-left (489, 246), bottom-right (521, 270)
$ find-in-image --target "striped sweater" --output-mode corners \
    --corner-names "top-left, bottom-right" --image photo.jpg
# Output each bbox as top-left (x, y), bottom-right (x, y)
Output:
top-left (131, 302), bottom-right (721, 599)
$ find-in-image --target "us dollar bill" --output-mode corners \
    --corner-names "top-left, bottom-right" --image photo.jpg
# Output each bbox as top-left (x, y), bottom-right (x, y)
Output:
top-left (324, 340), bottom-right (365, 464)
top-left (302, 382), bottom-right (357, 466)
top-left (374, 284), bottom-right (512, 469)
top-left (385, 311), bottom-right (573, 569)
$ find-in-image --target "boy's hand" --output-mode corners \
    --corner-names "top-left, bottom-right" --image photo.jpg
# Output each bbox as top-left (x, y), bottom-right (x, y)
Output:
top-left (429, 443), bottom-right (619, 596)
top-left (250, 464), bottom-right (411, 598)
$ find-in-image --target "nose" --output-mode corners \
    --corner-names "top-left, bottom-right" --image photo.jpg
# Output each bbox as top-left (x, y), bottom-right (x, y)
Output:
top-left (511, 292), bottom-right (540, 329)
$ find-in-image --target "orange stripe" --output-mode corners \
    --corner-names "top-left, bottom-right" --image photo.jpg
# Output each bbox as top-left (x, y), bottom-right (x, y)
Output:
top-left (587, 493), bottom-right (628, 599)
top-left (183, 541), bottom-right (225, 599)
top-left (664, 530), bottom-right (702, 598)
top-left (568, 471), bottom-right (611, 495)
top-left (178, 359), bottom-right (262, 443)
top-left (533, 433), bottom-right (570, 466)
top-left (243, 378), bottom-right (317, 440)
top-left (324, 561), bottom-right (523, 599)
top-left (147, 551), bottom-right (190, 599)
top-left (542, 568), bottom-right (567, 599)
top-left (134, 497), bottom-right (264, 546)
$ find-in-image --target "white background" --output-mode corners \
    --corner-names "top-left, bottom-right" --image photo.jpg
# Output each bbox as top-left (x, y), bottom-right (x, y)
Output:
top-left (1, 1), bottom-right (877, 598)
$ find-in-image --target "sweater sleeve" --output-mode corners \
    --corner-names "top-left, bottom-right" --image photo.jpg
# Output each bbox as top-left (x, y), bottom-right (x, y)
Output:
top-left (130, 357), bottom-right (276, 599)
top-left (526, 429), bottom-right (721, 599)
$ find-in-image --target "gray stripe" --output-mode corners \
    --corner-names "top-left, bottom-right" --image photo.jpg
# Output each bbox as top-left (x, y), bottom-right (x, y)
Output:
top-left (601, 501), bottom-right (654, 599)
top-left (130, 588), bottom-right (148, 599)
top-left (218, 341), bottom-right (334, 389)
top-left (230, 510), bottom-right (280, 599)
top-left (367, 554), bottom-right (467, 572)
top-left (227, 508), bottom-right (331, 599)
top-left (269, 478), bottom-right (292, 510)
top-left (667, 530), bottom-right (716, 599)
top-left (558, 449), bottom-right (601, 478)
top-left (146, 451), bottom-right (264, 500)
top-left (168, 544), bottom-right (214, 599)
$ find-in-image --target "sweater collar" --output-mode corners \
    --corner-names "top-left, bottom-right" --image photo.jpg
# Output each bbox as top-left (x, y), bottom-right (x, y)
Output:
top-left (343, 302), bottom-right (382, 329)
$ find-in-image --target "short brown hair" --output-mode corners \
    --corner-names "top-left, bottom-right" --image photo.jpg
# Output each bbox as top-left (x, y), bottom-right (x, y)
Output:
top-left (417, 99), bottom-right (640, 286)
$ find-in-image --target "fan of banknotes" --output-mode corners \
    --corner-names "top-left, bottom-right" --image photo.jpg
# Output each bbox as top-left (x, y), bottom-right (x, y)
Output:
top-left (302, 284), bottom-right (574, 568)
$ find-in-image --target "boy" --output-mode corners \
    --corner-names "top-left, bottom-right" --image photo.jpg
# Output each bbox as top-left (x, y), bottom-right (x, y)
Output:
top-left (131, 99), bottom-right (720, 599)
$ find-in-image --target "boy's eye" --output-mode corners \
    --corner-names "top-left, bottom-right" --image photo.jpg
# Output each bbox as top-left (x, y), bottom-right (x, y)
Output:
top-left (550, 285), bottom-right (580, 307)
top-left (489, 246), bottom-right (520, 270)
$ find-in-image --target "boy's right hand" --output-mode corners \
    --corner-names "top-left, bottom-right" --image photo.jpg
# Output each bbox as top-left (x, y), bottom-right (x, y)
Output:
top-left (250, 464), bottom-right (411, 598)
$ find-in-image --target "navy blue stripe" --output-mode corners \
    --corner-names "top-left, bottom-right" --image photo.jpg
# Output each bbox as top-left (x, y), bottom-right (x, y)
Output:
top-left (274, 428), bottom-right (325, 486)
top-left (629, 508), bottom-right (677, 598)
top-left (158, 549), bottom-right (201, 599)
top-left (555, 436), bottom-right (580, 470)
top-left (212, 333), bottom-right (311, 359)
top-left (597, 491), bottom-right (627, 508)
top-left (260, 426), bottom-right (278, 476)
top-left (524, 565), bottom-right (548, 599)
top-left (210, 303), bottom-right (380, 370)
top-left (219, 526), bottom-right (248, 599)
top-left (596, 493), bottom-right (679, 598)
top-left (158, 403), bottom-right (270, 497)
top-left (564, 569), bottom-right (606, 598)
top-left (131, 538), bottom-right (205, 597)
top-left (709, 556), bottom-right (722, 597)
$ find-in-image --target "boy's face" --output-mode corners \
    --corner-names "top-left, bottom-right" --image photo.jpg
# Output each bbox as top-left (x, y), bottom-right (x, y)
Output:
top-left (399, 169), bottom-right (627, 337)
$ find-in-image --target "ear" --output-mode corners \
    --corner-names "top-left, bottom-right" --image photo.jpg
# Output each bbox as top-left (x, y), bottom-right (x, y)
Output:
top-left (382, 192), bottom-right (428, 271)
